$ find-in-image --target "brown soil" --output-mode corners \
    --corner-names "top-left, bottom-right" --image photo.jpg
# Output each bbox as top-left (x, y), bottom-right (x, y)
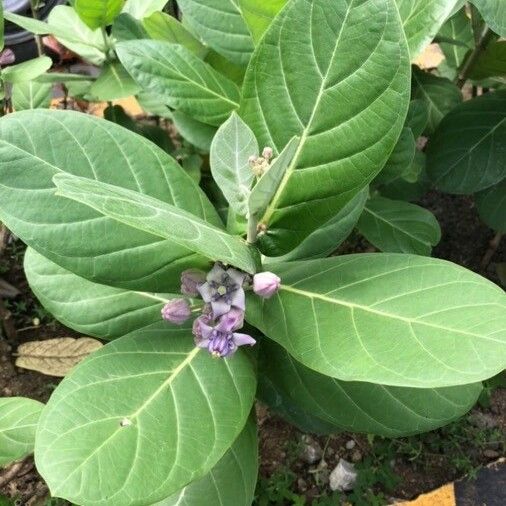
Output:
top-left (1, 191), bottom-right (505, 505)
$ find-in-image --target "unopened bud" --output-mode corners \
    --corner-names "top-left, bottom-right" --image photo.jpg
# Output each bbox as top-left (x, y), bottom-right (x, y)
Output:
top-left (253, 272), bottom-right (281, 299)
top-left (161, 299), bottom-right (191, 325)
top-left (262, 147), bottom-right (274, 160)
top-left (0, 49), bottom-right (15, 67)
top-left (180, 269), bottom-right (206, 297)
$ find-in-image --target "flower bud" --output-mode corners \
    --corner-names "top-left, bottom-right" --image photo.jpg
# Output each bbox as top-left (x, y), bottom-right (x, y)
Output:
top-left (253, 272), bottom-right (281, 299)
top-left (262, 147), bottom-right (274, 161)
top-left (0, 49), bottom-right (15, 67)
top-left (161, 299), bottom-right (191, 325)
top-left (180, 268), bottom-right (206, 297)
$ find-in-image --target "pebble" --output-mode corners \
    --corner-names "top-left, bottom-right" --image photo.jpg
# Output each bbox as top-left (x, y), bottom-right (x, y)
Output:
top-left (483, 449), bottom-right (500, 459)
top-left (345, 439), bottom-right (356, 450)
top-left (300, 435), bottom-right (323, 464)
top-left (297, 478), bottom-right (307, 492)
top-left (351, 450), bottom-right (363, 463)
top-left (329, 459), bottom-right (358, 492)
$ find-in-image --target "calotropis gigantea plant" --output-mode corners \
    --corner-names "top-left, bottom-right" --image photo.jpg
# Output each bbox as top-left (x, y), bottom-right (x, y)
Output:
top-left (0, 1), bottom-right (505, 505)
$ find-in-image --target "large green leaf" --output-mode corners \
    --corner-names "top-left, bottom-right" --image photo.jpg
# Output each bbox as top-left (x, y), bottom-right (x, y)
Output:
top-left (89, 61), bottom-right (140, 101)
top-left (24, 248), bottom-right (173, 340)
top-left (117, 40), bottom-right (240, 126)
top-left (357, 197), bottom-right (441, 255)
top-left (112, 12), bottom-right (148, 41)
top-left (438, 8), bottom-right (474, 69)
top-left (405, 99), bottom-right (430, 138)
top-left (261, 340), bottom-right (481, 437)
top-left (475, 179), bottom-right (506, 232)
top-left (210, 112), bottom-right (257, 217)
top-left (0, 1), bottom-right (4, 53)
top-left (427, 91), bottom-right (506, 194)
top-left (469, 41), bottom-right (506, 80)
top-left (471, 0), bottom-right (506, 37)
top-left (0, 397), bottom-right (44, 467)
top-left (177, 0), bottom-right (254, 65)
top-left (75, 0), bottom-right (125, 29)
top-left (171, 111), bottom-right (217, 153)
top-left (53, 173), bottom-right (258, 274)
top-left (246, 254), bottom-right (506, 388)
top-left (157, 418), bottom-right (258, 506)
top-left (412, 67), bottom-right (463, 134)
top-left (0, 110), bottom-right (221, 292)
top-left (12, 81), bottom-right (52, 110)
top-left (240, 0), bottom-right (410, 256)
top-left (269, 189), bottom-right (368, 262)
top-left (35, 324), bottom-right (256, 506)
top-left (237, 0), bottom-right (287, 43)
top-left (122, 0), bottom-right (168, 19)
top-left (395, 0), bottom-right (460, 58)
top-left (1, 56), bottom-right (52, 84)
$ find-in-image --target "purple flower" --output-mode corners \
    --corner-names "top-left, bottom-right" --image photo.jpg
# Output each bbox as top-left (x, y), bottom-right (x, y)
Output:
top-left (180, 268), bottom-right (206, 297)
top-left (198, 263), bottom-right (246, 317)
top-left (253, 272), bottom-right (281, 299)
top-left (0, 49), bottom-right (15, 67)
top-left (194, 317), bottom-right (256, 358)
top-left (161, 299), bottom-right (191, 325)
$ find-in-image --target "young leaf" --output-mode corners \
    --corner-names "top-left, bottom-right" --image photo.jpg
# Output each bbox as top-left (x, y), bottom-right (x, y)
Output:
top-left (53, 173), bottom-right (259, 274)
top-left (237, 0), bottom-right (287, 43)
top-left (1, 56), bottom-right (52, 84)
top-left (245, 254), bottom-right (506, 388)
top-left (16, 337), bottom-right (103, 377)
top-left (74, 0), bottom-right (125, 30)
top-left (112, 13), bottom-right (149, 42)
top-left (157, 418), bottom-right (258, 506)
top-left (406, 99), bottom-right (430, 139)
top-left (261, 340), bottom-right (482, 437)
top-left (248, 136), bottom-right (299, 220)
top-left (117, 40), bottom-right (240, 126)
top-left (471, 0), bottom-right (506, 37)
top-left (35, 324), bottom-right (256, 506)
top-left (89, 61), bottom-right (140, 101)
top-left (395, 0), bottom-right (460, 58)
top-left (210, 112), bottom-right (258, 217)
top-left (438, 8), bottom-right (474, 69)
top-left (240, 0), bottom-right (410, 256)
top-left (269, 188), bottom-right (368, 262)
top-left (0, 397), bottom-right (44, 467)
top-left (142, 12), bottom-right (207, 58)
top-left (177, 0), bottom-right (254, 65)
top-left (427, 91), bottom-right (506, 194)
top-left (12, 81), bottom-right (52, 110)
top-left (122, 0), bottom-right (169, 19)
top-left (412, 67), bottom-right (463, 134)
top-left (24, 248), bottom-right (173, 340)
top-left (0, 110), bottom-right (221, 292)
top-left (475, 178), bottom-right (506, 232)
top-left (357, 197), bottom-right (441, 256)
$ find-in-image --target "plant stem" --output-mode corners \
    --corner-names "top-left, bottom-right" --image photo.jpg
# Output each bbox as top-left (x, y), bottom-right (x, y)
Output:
top-left (481, 231), bottom-right (503, 268)
top-left (29, 0), bottom-right (43, 56)
top-left (246, 215), bottom-right (258, 244)
top-left (455, 26), bottom-right (493, 88)
top-left (101, 27), bottom-right (113, 62)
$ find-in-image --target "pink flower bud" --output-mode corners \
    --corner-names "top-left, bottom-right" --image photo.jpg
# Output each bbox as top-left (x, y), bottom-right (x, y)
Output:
top-left (253, 272), bottom-right (281, 299)
top-left (180, 269), bottom-right (206, 297)
top-left (161, 299), bottom-right (191, 325)
top-left (0, 49), bottom-right (15, 67)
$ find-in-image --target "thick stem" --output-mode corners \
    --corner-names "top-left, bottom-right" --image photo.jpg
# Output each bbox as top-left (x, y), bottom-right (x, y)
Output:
top-left (29, 1), bottom-right (43, 56)
top-left (455, 27), bottom-right (493, 88)
top-left (246, 215), bottom-right (258, 244)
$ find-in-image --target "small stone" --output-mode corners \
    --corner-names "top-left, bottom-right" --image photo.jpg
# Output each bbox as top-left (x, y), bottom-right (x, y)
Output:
top-left (351, 450), bottom-right (362, 463)
top-left (468, 412), bottom-right (498, 430)
top-left (483, 449), bottom-right (500, 459)
top-left (300, 435), bottom-right (323, 464)
top-left (297, 478), bottom-right (307, 492)
top-left (345, 439), bottom-right (356, 450)
top-left (329, 459), bottom-right (357, 492)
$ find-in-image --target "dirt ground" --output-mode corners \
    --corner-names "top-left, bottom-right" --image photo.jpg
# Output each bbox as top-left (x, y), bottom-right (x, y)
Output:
top-left (0, 191), bottom-right (505, 505)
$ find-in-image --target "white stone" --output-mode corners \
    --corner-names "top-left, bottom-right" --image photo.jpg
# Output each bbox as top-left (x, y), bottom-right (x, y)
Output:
top-left (329, 459), bottom-right (358, 492)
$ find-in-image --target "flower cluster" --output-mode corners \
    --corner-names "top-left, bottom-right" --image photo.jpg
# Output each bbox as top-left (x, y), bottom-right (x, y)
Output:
top-left (249, 146), bottom-right (274, 177)
top-left (161, 262), bottom-right (281, 358)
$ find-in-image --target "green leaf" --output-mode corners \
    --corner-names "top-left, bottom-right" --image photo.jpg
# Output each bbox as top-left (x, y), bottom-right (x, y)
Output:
top-left (357, 197), bottom-right (441, 255)
top-left (122, 0), bottom-right (168, 19)
top-left (0, 1), bottom-right (4, 53)
top-left (177, 0), bottom-right (254, 65)
top-left (117, 40), bottom-right (240, 126)
top-left (210, 112), bottom-right (258, 217)
top-left (171, 110), bottom-right (217, 153)
top-left (269, 189), bottom-right (368, 262)
top-left (469, 41), bottom-right (506, 80)
top-left (142, 12), bottom-right (207, 58)
top-left (475, 178), bottom-right (506, 232)
top-left (438, 8), bottom-right (474, 69)
top-left (205, 50), bottom-right (246, 86)
top-left (157, 418), bottom-right (258, 506)
top-left (412, 66), bottom-right (463, 134)
top-left (427, 91), bottom-right (506, 194)
top-left (237, 0), bottom-right (287, 43)
top-left (0, 397), bottom-right (44, 467)
top-left (3, 10), bottom-right (52, 35)
top-left (53, 173), bottom-right (259, 274)
top-left (395, 0), bottom-right (460, 58)
top-left (261, 340), bottom-right (482, 437)
top-left (0, 109), bottom-right (221, 292)
top-left (248, 136), bottom-right (299, 220)
top-left (240, 0), bottom-right (410, 256)
top-left (471, 0), bottom-right (506, 37)
top-left (374, 128), bottom-right (416, 186)
top-left (90, 61), bottom-right (140, 101)
top-left (12, 81), bottom-right (52, 110)
top-left (75, 0), bottom-right (125, 29)
top-left (35, 324), bottom-right (256, 506)
top-left (245, 254), bottom-right (506, 388)
top-left (406, 99), bottom-right (430, 138)
top-left (112, 13), bottom-right (149, 42)
top-left (24, 248), bottom-right (173, 340)
top-left (1, 57), bottom-right (52, 84)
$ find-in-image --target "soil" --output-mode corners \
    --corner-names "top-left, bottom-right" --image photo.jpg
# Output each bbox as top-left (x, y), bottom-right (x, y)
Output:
top-left (0, 191), bottom-right (505, 505)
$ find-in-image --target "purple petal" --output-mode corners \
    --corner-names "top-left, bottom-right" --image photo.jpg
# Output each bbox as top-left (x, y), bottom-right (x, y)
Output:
top-left (228, 268), bottom-right (246, 286)
top-left (196, 338), bottom-right (210, 349)
top-left (233, 333), bottom-right (256, 347)
top-left (230, 288), bottom-right (245, 311)
top-left (198, 282), bottom-right (213, 303)
top-left (211, 299), bottom-right (231, 318)
top-left (207, 263), bottom-right (225, 282)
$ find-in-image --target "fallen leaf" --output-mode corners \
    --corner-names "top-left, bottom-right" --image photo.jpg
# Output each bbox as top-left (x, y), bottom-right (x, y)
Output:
top-left (15, 337), bottom-right (103, 377)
